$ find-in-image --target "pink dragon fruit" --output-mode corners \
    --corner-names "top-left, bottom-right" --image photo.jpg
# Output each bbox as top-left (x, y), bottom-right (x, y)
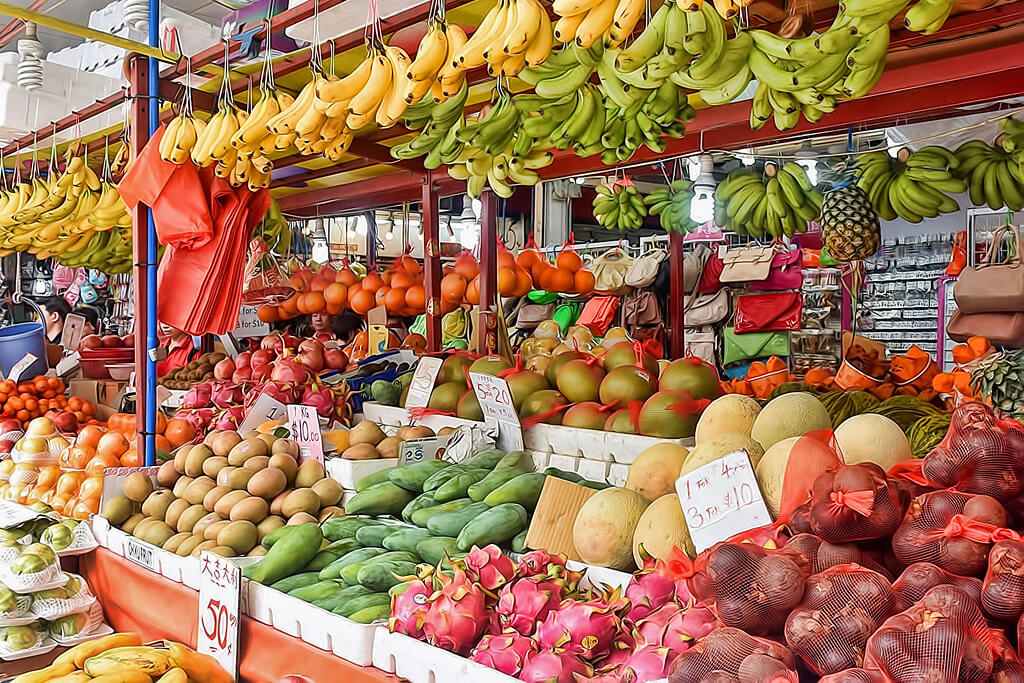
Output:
top-left (388, 574), bottom-right (434, 639)
top-left (520, 649), bottom-right (594, 683)
top-left (497, 576), bottom-right (566, 636)
top-left (573, 672), bottom-right (636, 683)
top-left (422, 567), bottom-right (488, 655)
top-left (632, 604), bottom-right (683, 647)
top-left (624, 555), bottom-right (678, 623)
top-left (595, 636), bottom-right (634, 674)
top-left (620, 645), bottom-right (677, 682)
top-left (470, 631), bottom-right (537, 675)
top-left (536, 598), bottom-right (624, 660)
top-left (517, 549), bottom-right (567, 576)
top-left (634, 603), bottom-right (715, 655)
top-left (464, 545), bottom-right (517, 591)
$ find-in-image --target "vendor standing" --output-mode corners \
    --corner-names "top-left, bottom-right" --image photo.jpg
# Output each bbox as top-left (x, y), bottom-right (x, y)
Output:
top-left (156, 323), bottom-right (197, 377)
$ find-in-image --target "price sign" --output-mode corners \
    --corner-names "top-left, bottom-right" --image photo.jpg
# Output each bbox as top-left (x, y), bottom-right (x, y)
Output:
top-left (233, 305), bottom-right (271, 339)
top-left (237, 394), bottom-right (287, 434)
top-left (7, 354), bottom-right (38, 382)
top-left (125, 538), bottom-right (159, 572)
top-left (368, 305), bottom-right (388, 355)
top-left (469, 371), bottom-right (523, 452)
top-left (60, 314), bottom-right (86, 350)
top-left (287, 404), bottom-right (323, 464)
top-left (198, 552), bottom-right (241, 681)
top-left (675, 449), bottom-right (772, 554)
top-left (399, 435), bottom-right (452, 466)
top-left (405, 357), bottom-right (443, 409)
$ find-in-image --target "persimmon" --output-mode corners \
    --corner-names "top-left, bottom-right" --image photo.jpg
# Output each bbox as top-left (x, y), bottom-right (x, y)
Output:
top-left (303, 291), bottom-right (326, 313)
top-left (574, 268), bottom-right (595, 294)
top-left (97, 431), bottom-right (129, 457)
top-left (336, 267), bottom-right (358, 286)
top-left (257, 305), bottom-right (279, 323)
top-left (164, 419), bottom-right (195, 448)
top-left (549, 268), bottom-right (575, 293)
top-left (454, 252), bottom-right (479, 279)
top-left (85, 452), bottom-right (120, 476)
top-left (375, 286), bottom-right (390, 307)
top-left (362, 271), bottom-right (384, 291)
top-left (120, 449), bottom-right (140, 467)
top-left (385, 287), bottom-right (408, 313)
top-left (497, 269), bottom-right (517, 296)
top-left (466, 277), bottom-right (480, 305)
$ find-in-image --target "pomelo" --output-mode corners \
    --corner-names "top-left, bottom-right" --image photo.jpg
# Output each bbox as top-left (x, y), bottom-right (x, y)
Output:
top-left (556, 359), bottom-right (605, 403)
top-left (506, 370), bottom-right (550, 411)
top-left (602, 341), bottom-right (659, 375)
top-left (562, 402), bottom-right (610, 431)
top-left (437, 355), bottom-right (472, 385)
top-left (468, 355), bottom-right (512, 377)
top-left (427, 382), bottom-right (464, 413)
top-left (599, 366), bottom-right (658, 405)
top-left (605, 408), bottom-right (638, 434)
top-left (638, 391), bottom-right (699, 438)
top-left (544, 350), bottom-right (587, 387)
top-left (456, 390), bottom-right (483, 421)
top-left (520, 390), bottom-right (568, 425)
top-left (659, 357), bottom-right (722, 400)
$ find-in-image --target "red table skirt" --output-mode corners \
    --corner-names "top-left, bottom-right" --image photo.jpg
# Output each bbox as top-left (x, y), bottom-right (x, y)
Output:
top-left (78, 548), bottom-right (400, 683)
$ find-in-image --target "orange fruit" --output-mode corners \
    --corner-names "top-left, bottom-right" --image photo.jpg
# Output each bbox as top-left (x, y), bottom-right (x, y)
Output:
top-left (164, 419), bottom-right (196, 449)
top-left (441, 273), bottom-right (468, 303)
top-left (97, 431), bottom-right (129, 457)
top-left (405, 285), bottom-right (426, 312)
top-left (351, 289), bottom-right (376, 315)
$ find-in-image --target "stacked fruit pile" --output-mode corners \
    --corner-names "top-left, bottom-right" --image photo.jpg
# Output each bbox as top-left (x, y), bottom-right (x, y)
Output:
top-left (331, 421), bottom-right (450, 461)
top-left (156, 351), bottom-right (228, 388)
top-left (100, 427), bottom-right (344, 558)
top-left (437, 248), bottom-right (538, 311)
top-left (0, 376), bottom-right (95, 430)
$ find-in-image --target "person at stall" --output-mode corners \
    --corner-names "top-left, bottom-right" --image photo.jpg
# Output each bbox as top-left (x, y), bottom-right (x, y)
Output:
top-left (331, 310), bottom-right (363, 345)
top-left (35, 295), bottom-right (71, 344)
top-left (73, 305), bottom-right (101, 337)
top-left (156, 322), bottom-right (197, 377)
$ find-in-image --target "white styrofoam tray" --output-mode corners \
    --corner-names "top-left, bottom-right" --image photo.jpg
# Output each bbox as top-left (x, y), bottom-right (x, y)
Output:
top-left (92, 518), bottom-right (200, 589)
top-left (372, 630), bottom-right (516, 683)
top-left (525, 423), bottom-right (694, 464)
top-left (327, 457), bottom-right (397, 490)
top-left (244, 580), bottom-right (383, 666)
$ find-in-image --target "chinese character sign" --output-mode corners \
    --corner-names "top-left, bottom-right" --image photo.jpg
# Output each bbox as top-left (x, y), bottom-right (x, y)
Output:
top-left (198, 552), bottom-right (241, 681)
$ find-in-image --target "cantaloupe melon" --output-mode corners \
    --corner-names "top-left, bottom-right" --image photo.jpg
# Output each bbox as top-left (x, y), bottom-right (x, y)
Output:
top-left (681, 433), bottom-right (765, 476)
top-left (695, 394), bottom-right (761, 443)
top-left (833, 414), bottom-right (911, 470)
top-left (750, 392), bottom-right (831, 450)
top-left (632, 494), bottom-right (693, 566)
top-left (625, 443), bottom-right (689, 501)
top-left (573, 487), bottom-right (649, 570)
top-left (754, 436), bottom-right (801, 517)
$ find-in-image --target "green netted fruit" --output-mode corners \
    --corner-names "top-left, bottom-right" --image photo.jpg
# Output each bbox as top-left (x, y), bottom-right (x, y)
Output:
top-left (848, 391), bottom-right (881, 414)
top-left (907, 413), bottom-right (953, 458)
top-left (869, 395), bottom-right (943, 433)
top-left (767, 382), bottom-right (816, 401)
top-left (817, 391), bottom-right (860, 428)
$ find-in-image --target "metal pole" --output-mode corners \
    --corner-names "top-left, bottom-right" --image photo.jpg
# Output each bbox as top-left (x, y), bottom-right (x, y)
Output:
top-left (144, 0), bottom-right (159, 466)
top-left (477, 192), bottom-right (497, 354)
top-left (127, 55), bottom-right (150, 458)
top-left (668, 232), bottom-right (685, 359)
top-left (421, 180), bottom-right (442, 352)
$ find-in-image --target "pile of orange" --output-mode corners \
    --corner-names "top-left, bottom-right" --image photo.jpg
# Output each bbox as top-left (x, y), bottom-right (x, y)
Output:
top-left (519, 243), bottom-right (595, 295)
top-left (0, 376), bottom-right (96, 425)
top-left (439, 245), bottom-right (534, 309)
top-left (0, 414), bottom-right (196, 519)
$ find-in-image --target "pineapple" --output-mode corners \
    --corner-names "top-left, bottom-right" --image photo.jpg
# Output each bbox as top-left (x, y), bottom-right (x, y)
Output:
top-left (971, 349), bottom-right (1024, 419)
top-left (820, 160), bottom-right (881, 262)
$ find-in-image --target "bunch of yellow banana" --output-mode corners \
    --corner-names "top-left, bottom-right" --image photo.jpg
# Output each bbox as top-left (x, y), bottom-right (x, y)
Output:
top-left (447, 141), bottom-right (553, 197)
top-left (676, 0), bottom-right (753, 21)
top-left (552, 0), bottom-right (628, 49)
top-left (314, 43), bottom-right (417, 132)
top-left (159, 112), bottom-right (206, 164)
top-left (263, 71), bottom-right (353, 160)
top-left (398, 19), bottom-right (469, 103)
top-left (450, 0), bottom-right (552, 75)
top-left (191, 104), bottom-right (243, 167)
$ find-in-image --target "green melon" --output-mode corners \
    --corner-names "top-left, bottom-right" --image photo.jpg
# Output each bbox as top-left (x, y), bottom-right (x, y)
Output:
top-left (573, 487), bottom-right (649, 570)
top-left (750, 392), bottom-right (832, 450)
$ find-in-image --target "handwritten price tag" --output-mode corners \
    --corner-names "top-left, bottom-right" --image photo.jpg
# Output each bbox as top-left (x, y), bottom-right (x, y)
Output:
top-left (287, 404), bottom-right (323, 464)
top-left (233, 305), bottom-right (270, 339)
top-left (238, 394), bottom-right (287, 434)
top-left (198, 552), bottom-right (240, 681)
top-left (60, 314), bottom-right (86, 350)
top-left (675, 449), bottom-right (771, 554)
top-left (469, 372), bottom-right (523, 452)
top-left (405, 356), bottom-right (442, 409)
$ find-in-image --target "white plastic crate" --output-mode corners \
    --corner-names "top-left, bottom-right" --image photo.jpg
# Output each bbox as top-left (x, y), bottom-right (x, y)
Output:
top-left (372, 630), bottom-right (516, 683)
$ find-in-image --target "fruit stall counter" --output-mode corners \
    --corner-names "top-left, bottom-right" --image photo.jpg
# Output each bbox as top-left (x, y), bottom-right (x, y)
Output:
top-left (78, 548), bottom-right (400, 683)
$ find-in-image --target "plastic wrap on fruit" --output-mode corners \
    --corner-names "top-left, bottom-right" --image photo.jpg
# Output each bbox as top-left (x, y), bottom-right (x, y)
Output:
top-left (891, 562), bottom-right (983, 612)
top-left (667, 627), bottom-right (797, 683)
top-left (891, 489), bottom-right (1017, 576)
top-left (783, 565), bottom-right (896, 675)
top-left (807, 462), bottom-right (905, 543)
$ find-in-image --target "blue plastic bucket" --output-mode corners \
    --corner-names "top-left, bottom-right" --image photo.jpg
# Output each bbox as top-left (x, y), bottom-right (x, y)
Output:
top-left (0, 322), bottom-right (48, 379)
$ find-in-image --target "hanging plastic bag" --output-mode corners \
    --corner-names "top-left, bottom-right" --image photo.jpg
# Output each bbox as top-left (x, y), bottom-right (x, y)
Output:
top-left (242, 237), bottom-right (294, 306)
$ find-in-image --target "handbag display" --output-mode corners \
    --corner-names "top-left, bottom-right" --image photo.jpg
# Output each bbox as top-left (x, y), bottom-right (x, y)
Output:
top-left (947, 309), bottom-right (1024, 348)
top-left (624, 290), bottom-right (662, 327)
top-left (591, 247), bottom-right (634, 296)
top-left (515, 303), bottom-right (556, 329)
top-left (577, 295), bottom-right (620, 336)
top-left (723, 327), bottom-right (790, 365)
top-left (720, 244), bottom-right (776, 283)
top-left (683, 289), bottom-right (729, 327)
top-left (625, 248), bottom-right (667, 288)
top-left (734, 292), bottom-right (803, 334)
top-left (954, 225), bottom-right (1024, 314)
top-left (698, 251), bottom-right (724, 294)
top-left (684, 244), bottom-right (713, 292)
top-left (684, 327), bottom-right (717, 365)
top-left (750, 248), bottom-right (803, 291)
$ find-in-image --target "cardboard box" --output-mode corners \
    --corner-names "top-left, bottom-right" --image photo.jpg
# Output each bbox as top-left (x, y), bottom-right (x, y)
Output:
top-left (524, 477), bottom-right (598, 562)
top-left (69, 379), bottom-right (128, 410)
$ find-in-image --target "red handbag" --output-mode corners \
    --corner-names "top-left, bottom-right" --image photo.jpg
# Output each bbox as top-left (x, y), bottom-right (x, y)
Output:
top-left (577, 295), bottom-right (620, 336)
top-left (750, 249), bottom-right (803, 291)
top-left (734, 292), bottom-right (802, 333)
top-left (697, 251), bottom-right (724, 294)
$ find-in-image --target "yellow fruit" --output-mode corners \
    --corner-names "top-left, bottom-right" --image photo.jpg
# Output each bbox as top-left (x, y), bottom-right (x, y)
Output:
top-left (83, 647), bottom-right (170, 677)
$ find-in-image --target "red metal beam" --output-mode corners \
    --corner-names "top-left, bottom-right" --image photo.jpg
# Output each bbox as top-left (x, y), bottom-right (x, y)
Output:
top-left (477, 191), bottom-right (498, 354)
top-left (270, 158), bottom-right (375, 188)
top-left (421, 180), bottom-right (443, 351)
top-left (127, 55), bottom-right (151, 451)
top-left (669, 232), bottom-right (684, 360)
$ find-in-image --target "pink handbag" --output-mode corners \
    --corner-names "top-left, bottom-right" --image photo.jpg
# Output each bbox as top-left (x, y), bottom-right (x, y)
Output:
top-left (751, 248), bottom-right (803, 291)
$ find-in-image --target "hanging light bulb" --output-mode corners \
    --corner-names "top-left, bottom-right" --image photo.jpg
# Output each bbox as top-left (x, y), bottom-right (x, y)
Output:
top-left (690, 154), bottom-right (716, 225)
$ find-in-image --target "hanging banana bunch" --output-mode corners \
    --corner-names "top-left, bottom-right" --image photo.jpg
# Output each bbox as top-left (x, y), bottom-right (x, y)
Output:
top-left (714, 162), bottom-right (821, 238)
top-left (953, 124), bottom-right (1024, 212)
top-left (398, 6), bottom-right (469, 103)
top-left (675, 0), bottom-right (754, 22)
top-left (551, 0), bottom-right (639, 49)
top-left (855, 147), bottom-right (964, 222)
top-left (448, 0), bottom-right (553, 75)
top-left (159, 80), bottom-right (206, 165)
top-left (594, 179), bottom-right (648, 231)
top-left (645, 179), bottom-right (698, 234)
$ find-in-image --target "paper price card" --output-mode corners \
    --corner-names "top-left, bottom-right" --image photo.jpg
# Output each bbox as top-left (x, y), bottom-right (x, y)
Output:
top-left (469, 371), bottom-right (523, 452)
top-left (237, 394), bottom-right (287, 434)
top-left (7, 354), bottom-right (38, 382)
top-left (60, 314), bottom-right (86, 350)
top-left (405, 356), bottom-right (443, 409)
top-left (234, 305), bottom-right (270, 339)
top-left (399, 435), bottom-right (452, 466)
top-left (368, 305), bottom-right (389, 354)
top-left (287, 404), bottom-right (324, 464)
top-left (675, 449), bottom-right (772, 554)
top-left (198, 552), bottom-right (241, 681)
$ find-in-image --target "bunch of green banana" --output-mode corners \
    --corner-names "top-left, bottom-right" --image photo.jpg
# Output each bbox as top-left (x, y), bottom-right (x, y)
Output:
top-left (954, 139), bottom-right (1024, 212)
top-left (714, 162), bottom-right (821, 237)
top-left (645, 178), bottom-right (697, 233)
top-left (390, 81), bottom-right (469, 164)
top-left (518, 44), bottom-right (601, 100)
top-left (667, 6), bottom-right (753, 106)
top-left (456, 89), bottom-right (524, 157)
top-left (448, 143), bottom-right (553, 198)
top-left (855, 147), bottom-right (964, 222)
top-left (593, 182), bottom-right (647, 230)
top-left (52, 223), bottom-right (134, 273)
top-left (997, 116), bottom-right (1024, 159)
top-left (904, 0), bottom-right (955, 34)
top-left (517, 85), bottom-right (608, 158)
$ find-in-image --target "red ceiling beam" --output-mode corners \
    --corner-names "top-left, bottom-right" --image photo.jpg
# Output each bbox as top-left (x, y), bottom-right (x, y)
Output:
top-left (278, 169), bottom-right (464, 214)
top-left (270, 157), bottom-right (375, 188)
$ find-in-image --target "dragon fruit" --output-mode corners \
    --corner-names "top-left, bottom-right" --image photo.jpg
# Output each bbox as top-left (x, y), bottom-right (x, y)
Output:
top-left (632, 604), bottom-right (683, 647)
top-left (573, 672), bottom-right (637, 683)
top-left (464, 545), bottom-right (517, 591)
top-left (536, 598), bottom-right (624, 660)
top-left (595, 636), bottom-right (635, 674)
top-left (620, 645), bottom-right (677, 682)
top-left (388, 574), bottom-right (434, 639)
top-left (634, 603), bottom-right (715, 655)
top-left (422, 568), bottom-right (488, 655)
top-left (497, 576), bottom-right (566, 636)
top-left (624, 555), bottom-right (678, 623)
top-left (470, 632), bottom-right (537, 676)
top-left (520, 649), bottom-right (594, 683)
top-left (517, 549), bottom-right (567, 576)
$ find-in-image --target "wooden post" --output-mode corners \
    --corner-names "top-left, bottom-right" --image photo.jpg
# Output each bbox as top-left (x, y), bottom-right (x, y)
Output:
top-left (421, 179), bottom-right (442, 352)
top-left (127, 54), bottom-right (151, 454)
top-left (477, 192), bottom-right (498, 354)
top-left (669, 231), bottom-right (685, 359)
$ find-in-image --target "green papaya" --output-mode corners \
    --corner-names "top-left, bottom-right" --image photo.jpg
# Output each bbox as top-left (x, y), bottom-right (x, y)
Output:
top-left (468, 468), bottom-right (528, 502)
top-left (427, 501), bottom-right (492, 538)
top-left (434, 470), bottom-right (490, 503)
top-left (261, 524), bottom-right (299, 549)
top-left (422, 465), bottom-right (467, 493)
top-left (456, 503), bottom-right (529, 551)
top-left (270, 572), bottom-right (321, 594)
top-left (355, 524), bottom-right (399, 548)
top-left (347, 603), bottom-right (392, 624)
top-left (355, 469), bottom-right (397, 492)
top-left (317, 547), bottom-right (388, 580)
top-left (340, 551), bottom-right (419, 585)
top-left (512, 529), bottom-right (528, 553)
top-left (402, 492), bottom-right (437, 522)
top-left (484, 472), bottom-right (546, 510)
top-left (312, 584), bottom-right (372, 610)
top-left (345, 482), bottom-right (416, 516)
top-left (334, 592), bottom-right (392, 618)
top-left (410, 498), bottom-right (474, 528)
top-left (415, 536), bottom-right (459, 566)
top-left (357, 560), bottom-right (418, 591)
top-left (389, 460), bottom-right (451, 493)
top-left (288, 580), bottom-right (344, 602)
top-left (462, 448), bottom-right (506, 469)
top-left (321, 517), bottom-right (378, 542)
top-left (244, 524), bottom-right (323, 585)
top-left (494, 451), bottom-right (534, 471)
top-left (383, 527), bottom-right (432, 554)
top-left (304, 539), bottom-right (360, 572)
top-left (544, 467), bottom-right (584, 483)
